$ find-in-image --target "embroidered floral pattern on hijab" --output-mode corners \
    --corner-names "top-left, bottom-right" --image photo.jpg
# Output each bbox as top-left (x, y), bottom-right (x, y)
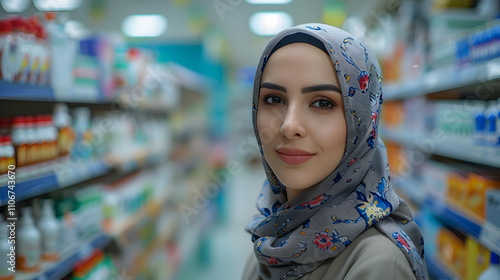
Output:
top-left (246, 23), bottom-right (428, 280)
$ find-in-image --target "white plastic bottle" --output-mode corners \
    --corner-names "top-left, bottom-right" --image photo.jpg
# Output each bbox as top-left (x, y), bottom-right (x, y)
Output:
top-left (0, 215), bottom-right (15, 280)
top-left (17, 207), bottom-right (42, 273)
top-left (0, 20), bottom-right (12, 81)
top-left (479, 252), bottom-right (500, 280)
top-left (39, 199), bottom-right (61, 262)
top-left (1, 18), bottom-right (24, 82)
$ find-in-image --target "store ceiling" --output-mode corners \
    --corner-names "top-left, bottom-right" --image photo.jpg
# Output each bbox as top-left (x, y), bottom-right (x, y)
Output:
top-left (65, 0), bottom-right (325, 69)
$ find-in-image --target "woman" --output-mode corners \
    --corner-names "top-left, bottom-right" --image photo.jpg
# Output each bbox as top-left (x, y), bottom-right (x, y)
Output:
top-left (243, 23), bottom-right (428, 280)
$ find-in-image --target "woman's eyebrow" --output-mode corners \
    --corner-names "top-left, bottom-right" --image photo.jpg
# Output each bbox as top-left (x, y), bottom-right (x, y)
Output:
top-left (302, 84), bottom-right (341, 94)
top-left (260, 82), bottom-right (287, 93)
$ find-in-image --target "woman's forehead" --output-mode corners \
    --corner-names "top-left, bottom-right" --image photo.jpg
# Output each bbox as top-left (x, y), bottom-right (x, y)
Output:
top-left (261, 43), bottom-right (338, 85)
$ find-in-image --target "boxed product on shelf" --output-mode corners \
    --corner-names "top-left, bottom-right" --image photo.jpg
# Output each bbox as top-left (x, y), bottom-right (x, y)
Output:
top-left (437, 226), bottom-right (466, 276)
top-left (468, 173), bottom-right (500, 219)
top-left (101, 172), bottom-right (154, 232)
top-left (466, 237), bottom-right (491, 280)
top-left (486, 189), bottom-right (500, 228)
top-left (71, 249), bottom-right (118, 280)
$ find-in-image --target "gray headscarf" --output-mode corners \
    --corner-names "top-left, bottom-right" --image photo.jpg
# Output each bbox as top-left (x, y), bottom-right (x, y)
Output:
top-left (246, 23), bottom-right (428, 280)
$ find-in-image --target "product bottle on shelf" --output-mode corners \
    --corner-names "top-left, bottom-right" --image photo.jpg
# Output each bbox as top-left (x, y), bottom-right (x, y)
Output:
top-left (18, 207), bottom-right (42, 273)
top-left (40, 24), bottom-right (50, 86)
top-left (25, 115), bottom-right (37, 165)
top-left (39, 199), bottom-right (61, 262)
top-left (45, 13), bottom-right (76, 99)
top-left (18, 19), bottom-right (36, 84)
top-left (11, 116), bottom-right (28, 167)
top-left (26, 17), bottom-right (42, 85)
top-left (0, 215), bottom-right (15, 280)
top-left (0, 18), bottom-right (22, 82)
top-left (35, 114), bottom-right (47, 163)
top-left (72, 107), bottom-right (92, 159)
top-left (10, 17), bottom-right (29, 83)
top-left (35, 114), bottom-right (58, 163)
top-left (53, 103), bottom-right (75, 157)
top-left (0, 20), bottom-right (12, 81)
top-left (33, 22), bottom-right (49, 86)
top-left (0, 135), bottom-right (15, 174)
top-left (479, 252), bottom-right (500, 280)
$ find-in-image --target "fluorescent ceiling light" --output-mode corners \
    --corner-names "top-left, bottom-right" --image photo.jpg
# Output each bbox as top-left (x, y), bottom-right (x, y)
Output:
top-left (1, 0), bottom-right (30, 13)
top-left (249, 12), bottom-right (293, 36)
top-left (33, 0), bottom-right (82, 11)
top-left (122, 14), bottom-right (168, 37)
top-left (246, 0), bottom-right (292, 4)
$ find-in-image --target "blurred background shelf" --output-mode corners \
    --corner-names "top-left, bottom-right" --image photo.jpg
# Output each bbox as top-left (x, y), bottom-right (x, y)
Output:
top-left (0, 81), bottom-right (56, 102)
top-left (384, 57), bottom-right (500, 101)
top-left (0, 150), bottom-right (166, 206)
top-left (381, 128), bottom-right (500, 168)
top-left (427, 254), bottom-right (462, 280)
top-left (15, 233), bottom-right (111, 280)
top-left (396, 178), bottom-right (500, 255)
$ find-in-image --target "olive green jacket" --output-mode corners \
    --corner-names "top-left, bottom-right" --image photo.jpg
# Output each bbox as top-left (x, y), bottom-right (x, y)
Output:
top-left (242, 227), bottom-right (416, 280)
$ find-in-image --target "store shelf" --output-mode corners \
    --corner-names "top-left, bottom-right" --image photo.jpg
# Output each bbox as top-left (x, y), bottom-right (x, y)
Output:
top-left (395, 177), bottom-right (500, 255)
top-left (0, 150), bottom-right (166, 207)
top-left (14, 233), bottom-right (110, 280)
top-left (107, 199), bottom-right (163, 239)
top-left (425, 197), bottom-right (500, 255)
top-left (427, 254), bottom-right (462, 280)
top-left (0, 158), bottom-right (112, 206)
top-left (380, 127), bottom-right (500, 168)
top-left (0, 80), bottom-right (56, 101)
top-left (384, 57), bottom-right (500, 100)
top-left (135, 215), bottom-right (179, 273)
top-left (425, 197), bottom-right (483, 238)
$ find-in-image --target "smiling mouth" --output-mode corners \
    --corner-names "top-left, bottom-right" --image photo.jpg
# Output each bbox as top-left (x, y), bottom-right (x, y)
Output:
top-left (276, 148), bottom-right (315, 165)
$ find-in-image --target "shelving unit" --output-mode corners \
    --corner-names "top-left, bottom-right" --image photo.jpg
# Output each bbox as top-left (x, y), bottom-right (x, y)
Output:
top-left (14, 233), bottom-right (111, 280)
top-left (0, 63), bottom-right (181, 278)
top-left (0, 149), bottom-right (167, 207)
top-left (395, 175), bottom-right (500, 254)
top-left (366, 1), bottom-right (500, 275)
top-left (384, 57), bottom-right (500, 101)
top-left (0, 81), bottom-right (57, 102)
top-left (380, 128), bottom-right (500, 168)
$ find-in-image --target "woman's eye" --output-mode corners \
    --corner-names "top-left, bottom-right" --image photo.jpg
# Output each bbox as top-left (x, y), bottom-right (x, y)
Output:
top-left (311, 99), bottom-right (335, 109)
top-left (265, 96), bottom-right (284, 104)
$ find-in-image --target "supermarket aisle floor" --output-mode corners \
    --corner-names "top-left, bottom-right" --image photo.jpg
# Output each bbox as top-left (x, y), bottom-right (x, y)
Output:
top-left (182, 161), bottom-right (265, 280)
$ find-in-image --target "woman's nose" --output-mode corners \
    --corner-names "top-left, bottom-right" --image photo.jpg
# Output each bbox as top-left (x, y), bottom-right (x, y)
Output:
top-left (280, 104), bottom-right (306, 139)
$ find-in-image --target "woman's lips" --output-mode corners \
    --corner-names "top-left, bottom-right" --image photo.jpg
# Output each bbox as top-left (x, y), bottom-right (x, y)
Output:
top-left (276, 147), bottom-right (315, 165)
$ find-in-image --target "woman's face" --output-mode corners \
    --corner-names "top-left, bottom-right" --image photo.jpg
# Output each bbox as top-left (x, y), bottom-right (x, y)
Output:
top-left (257, 43), bottom-right (347, 200)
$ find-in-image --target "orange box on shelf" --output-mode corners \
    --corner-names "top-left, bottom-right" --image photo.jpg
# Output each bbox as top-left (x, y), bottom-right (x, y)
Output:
top-left (467, 173), bottom-right (500, 219)
top-left (447, 172), bottom-right (468, 207)
top-left (436, 227), bottom-right (466, 277)
top-left (381, 101), bottom-right (405, 129)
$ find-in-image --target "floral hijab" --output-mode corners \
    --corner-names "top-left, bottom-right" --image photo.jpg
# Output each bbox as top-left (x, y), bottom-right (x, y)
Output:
top-left (246, 23), bottom-right (428, 280)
